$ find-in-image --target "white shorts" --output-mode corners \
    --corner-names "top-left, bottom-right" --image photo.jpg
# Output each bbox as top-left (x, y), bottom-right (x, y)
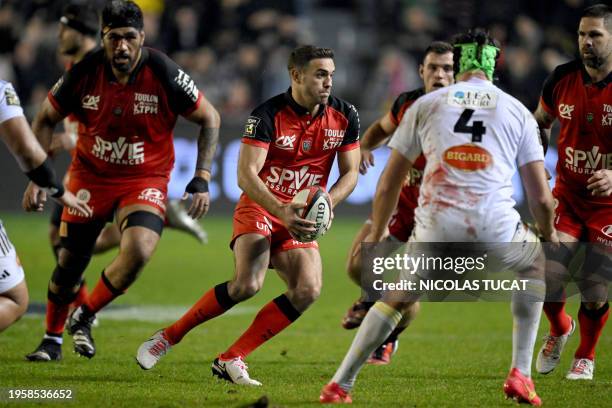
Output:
top-left (0, 223), bottom-right (25, 294)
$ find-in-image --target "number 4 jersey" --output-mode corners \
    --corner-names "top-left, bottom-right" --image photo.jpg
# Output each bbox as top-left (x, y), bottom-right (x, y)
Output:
top-left (389, 77), bottom-right (543, 241)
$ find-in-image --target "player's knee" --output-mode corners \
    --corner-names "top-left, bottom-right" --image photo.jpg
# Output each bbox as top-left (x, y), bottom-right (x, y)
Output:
top-left (289, 284), bottom-right (321, 308)
top-left (123, 242), bottom-right (155, 272)
top-left (403, 301), bottom-right (420, 318)
top-left (229, 279), bottom-right (262, 301)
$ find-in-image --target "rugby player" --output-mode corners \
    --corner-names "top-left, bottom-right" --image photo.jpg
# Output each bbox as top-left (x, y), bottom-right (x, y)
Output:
top-left (136, 45), bottom-right (360, 386)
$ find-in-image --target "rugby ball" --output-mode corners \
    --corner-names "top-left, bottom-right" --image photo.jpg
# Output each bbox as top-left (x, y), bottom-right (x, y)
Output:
top-left (291, 186), bottom-right (332, 242)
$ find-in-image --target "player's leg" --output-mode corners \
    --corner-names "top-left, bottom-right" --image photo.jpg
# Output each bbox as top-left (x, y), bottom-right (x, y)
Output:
top-left (567, 245), bottom-right (610, 380)
top-left (92, 223), bottom-right (122, 255)
top-left (26, 220), bottom-right (104, 361)
top-left (49, 202), bottom-right (63, 259)
top-left (136, 233), bottom-right (270, 371)
top-left (0, 225), bottom-right (28, 332)
top-left (68, 205), bottom-right (163, 358)
top-left (210, 246), bottom-right (318, 386)
top-left (342, 220), bottom-right (375, 329)
top-left (502, 232), bottom-right (546, 406)
top-left (321, 299), bottom-right (410, 403)
top-left (0, 280), bottom-right (28, 332)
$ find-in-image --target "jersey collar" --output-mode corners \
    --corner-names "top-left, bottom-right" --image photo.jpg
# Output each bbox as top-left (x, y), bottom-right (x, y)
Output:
top-left (284, 88), bottom-right (326, 118)
top-left (581, 63), bottom-right (612, 89)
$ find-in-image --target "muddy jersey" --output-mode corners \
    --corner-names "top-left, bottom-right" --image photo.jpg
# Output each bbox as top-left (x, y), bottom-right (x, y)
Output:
top-left (540, 59), bottom-right (612, 202)
top-left (240, 89), bottom-right (360, 203)
top-left (389, 77), bottom-right (543, 241)
top-left (48, 47), bottom-right (202, 180)
top-left (389, 89), bottom-right (427, 209)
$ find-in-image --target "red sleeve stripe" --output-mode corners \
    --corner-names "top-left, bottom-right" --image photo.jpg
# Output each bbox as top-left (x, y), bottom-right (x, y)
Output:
top-left (47, 93), bottom-right (68, 117)
top-left (539, 96), bottom-right (555, 117)
top-left (242, 138), bottom-right (270, 149)
top-left (338, 141), bottom-right (360, 152)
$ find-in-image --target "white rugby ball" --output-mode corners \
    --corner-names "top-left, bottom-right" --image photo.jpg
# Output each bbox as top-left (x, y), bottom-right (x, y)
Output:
top-left (291, 186), bottom-right (332, 242)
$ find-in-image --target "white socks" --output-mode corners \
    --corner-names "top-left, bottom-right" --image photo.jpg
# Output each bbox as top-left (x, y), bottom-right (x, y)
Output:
top-left (511, 279), bottom-right (545, 377)
top-left (331, 302), bottom-right (402, 391)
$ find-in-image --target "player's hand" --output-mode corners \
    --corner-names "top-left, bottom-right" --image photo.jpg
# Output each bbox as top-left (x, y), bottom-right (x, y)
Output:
top-left (278, 202), bottom-right (316, 239)
top-left (359, 149), bottom-right (375, 174)
top-left (22, 181), bottom-right (46, 212)
top-left (55, 190), bottom-right (92, 218)
top-left (587, 170), bottom-right (612, 197)
top-left (183, 176), bottom-right (210, 219)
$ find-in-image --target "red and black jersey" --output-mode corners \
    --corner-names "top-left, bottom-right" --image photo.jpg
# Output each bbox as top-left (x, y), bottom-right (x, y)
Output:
top-left (240, 89), bottom-right (360, 202)
top-left (540, 59), bottom-right (612, 201)
top-left (48, 47), bottom-right (202, 181)
top-left (389, 88), bottom-right (427, 209)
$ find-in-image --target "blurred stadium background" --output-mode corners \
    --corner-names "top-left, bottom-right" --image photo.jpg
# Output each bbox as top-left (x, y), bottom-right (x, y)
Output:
top-left (0, 0), bottom-right (587, 212)
top-left (1, 1), bottom-right (610, 407)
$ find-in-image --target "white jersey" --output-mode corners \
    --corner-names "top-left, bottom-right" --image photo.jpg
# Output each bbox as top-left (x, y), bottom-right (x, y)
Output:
top-left (388, 77), bottom-right (543, 242)
top-left (0, 80), bottom-right (24, 124)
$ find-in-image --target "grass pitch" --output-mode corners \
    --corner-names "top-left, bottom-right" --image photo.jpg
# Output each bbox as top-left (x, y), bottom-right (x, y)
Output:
top-left (0, 213), bottom-right (610, 407)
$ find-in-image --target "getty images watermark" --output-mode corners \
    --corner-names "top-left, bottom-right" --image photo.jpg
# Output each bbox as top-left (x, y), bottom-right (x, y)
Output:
top-left (360, 241), bottom-right (612, 302)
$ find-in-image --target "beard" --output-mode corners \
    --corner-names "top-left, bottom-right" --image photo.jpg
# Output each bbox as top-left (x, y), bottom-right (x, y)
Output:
top-left (581, 49), bottom-right (605, 69)
top-left (111, 53), bottom-right (133, 73)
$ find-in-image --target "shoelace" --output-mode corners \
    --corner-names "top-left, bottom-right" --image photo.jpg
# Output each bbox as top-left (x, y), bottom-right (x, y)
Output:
top-left (542, 335), bottom-right (560, 357)
top-left (149, 340), bottom-right (168, 357)
top-left (572, 359), bottom-right (589, 374)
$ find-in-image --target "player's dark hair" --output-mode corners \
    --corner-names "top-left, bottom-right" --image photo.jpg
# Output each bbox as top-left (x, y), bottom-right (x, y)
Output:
top-left (451, 28), bottom-right (500, 79)
top-left (101, 0), bottom-right (143, 34)
top-left (287, 45), bottom-right (334, 71)
top-left (582, 4), bottom-right (612, 30)
top-left (423, 41), bottom-right (453, 61)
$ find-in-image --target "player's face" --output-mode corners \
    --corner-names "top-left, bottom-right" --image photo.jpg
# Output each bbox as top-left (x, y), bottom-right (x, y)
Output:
top-left (419, 52), bottom-right (454, 93)
top-left (103, 27), bottom-right (144, 73)
top-left (578, 17), bottom-right (611, 69)
top-left (58, 24), bottom-right (82, 56)
top-left (298, 58), bottom-right (335, 105)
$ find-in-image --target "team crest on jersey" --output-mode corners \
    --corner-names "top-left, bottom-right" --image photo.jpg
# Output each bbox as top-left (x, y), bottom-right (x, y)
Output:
top-left (134, 93), bottom-right (158, 115)
top-left (302, 138), bottom-right (312, 152)
top-left (603, 104), bottom-right (612, 126)
top-left (443, 144), bottom-right (493, 172)
top-left (275, 134), bottom-right (296, 150)
top-left (558, 103), bottom-right (574, 120)
top-left (67, 189), bottom-right (93, 217)
top-left (447, 90), bottom-right (498, 109)
top-left (4, 87), bottom-right (20, 106)
top-left (243, 116), bottom-right (260, 138)
top-left (82, 95), bottom-right (100, 110)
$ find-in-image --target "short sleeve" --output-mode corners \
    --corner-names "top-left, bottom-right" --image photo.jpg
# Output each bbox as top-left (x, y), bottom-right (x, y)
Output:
top-left (241, 104), bottom-right (275, 149)
top-left (148, 49), bottom-right (202, 116)
top-left (48, 69), bottom-right (81, 116)
top-left (517, 112), bottom-right (545, 167)
top-left (388, 101), bottom-right (422, 163)
top-left (338, 103), bottom-right (360, 151)
top-left (0, 82), bottom-right (24, 124)
top-left (539, 72), bottom-right (557, 117)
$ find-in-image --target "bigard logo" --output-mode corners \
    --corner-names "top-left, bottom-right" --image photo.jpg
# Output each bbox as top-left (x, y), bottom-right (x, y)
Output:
top-left (443, 144), bottom-right (493, 171)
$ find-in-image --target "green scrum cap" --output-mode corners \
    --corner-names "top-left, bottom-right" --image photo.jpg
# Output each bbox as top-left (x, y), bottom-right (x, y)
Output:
top-left (454, 42), bottom-right (500, 81)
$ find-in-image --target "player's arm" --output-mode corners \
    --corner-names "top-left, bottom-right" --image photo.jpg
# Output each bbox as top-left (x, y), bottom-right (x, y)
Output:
top-left (368, 149), bottom-right (412, 241)
top-left (32, 98), bottom-right (66, 151)
top-left (533, 102), bottom-right (554, 155)
top-left (328, 148), bottom-right (360, 208)
top-left (237, 143), bottom-right (315, 237)
top-left (182, 94), bottom-right (220, 219)
top-left (519, 160), bottom-right (557, 242)
top-left (0, 115), bottom-right (90, 217)
top-left (359, 112), bottom-right (397, 174)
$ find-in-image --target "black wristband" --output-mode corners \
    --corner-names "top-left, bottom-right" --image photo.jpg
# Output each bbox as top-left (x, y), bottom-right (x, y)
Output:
top-left (185, 176), bottom-right (209, 194)
top-left (25, 158), bottom-right (64, 198)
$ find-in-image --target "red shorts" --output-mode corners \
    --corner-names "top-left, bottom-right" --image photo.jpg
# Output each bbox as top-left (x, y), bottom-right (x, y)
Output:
top-left (553, 185), bottom-right (612, 245)
top-left (230, 195), bottom-right (318, 255)
top-left (368, 187), bottom-right (417, 243)
top-left (62, 172), bottom-right (169, 223)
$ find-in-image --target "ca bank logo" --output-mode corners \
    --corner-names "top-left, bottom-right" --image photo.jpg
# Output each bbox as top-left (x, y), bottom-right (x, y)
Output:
top-left (558, 104), bottom-right (574, 120)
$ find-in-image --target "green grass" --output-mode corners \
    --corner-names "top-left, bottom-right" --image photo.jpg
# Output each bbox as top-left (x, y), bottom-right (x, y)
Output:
top-left (0, 213), bottom-right (610, 407)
